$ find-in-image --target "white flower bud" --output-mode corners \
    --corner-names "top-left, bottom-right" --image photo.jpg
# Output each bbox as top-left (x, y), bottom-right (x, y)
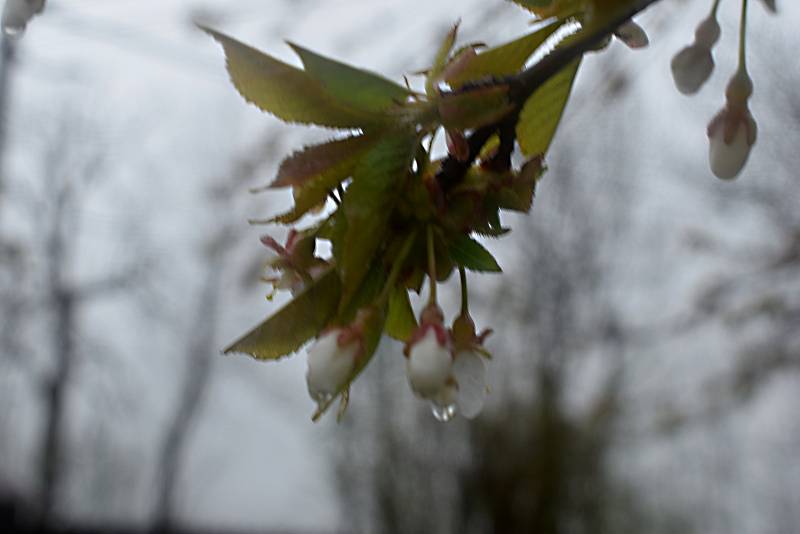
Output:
top-left (452, 350), bottom-right (487, 419)
top-left (707, 106), bottom-right (757, 180)
top-left (614, 21), bottom-right (649, 49)
top-left (406, 327), bottom-right (452, 399)
top-left (306, 330), bottom-right (358, 403)
top-left (671, 44), bottom-right (714, 95)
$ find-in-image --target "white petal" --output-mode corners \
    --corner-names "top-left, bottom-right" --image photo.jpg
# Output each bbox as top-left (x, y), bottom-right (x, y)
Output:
top-left (709, 123), bottom-right (751, 180)
top-left (306, 330), bottom-right (357, 401)
top-left (671, 45), bottom-right (714, 95)
top-left (407, 329), bottom-right (452, 399)
top-left (453, 350), bottom-right (487, 419)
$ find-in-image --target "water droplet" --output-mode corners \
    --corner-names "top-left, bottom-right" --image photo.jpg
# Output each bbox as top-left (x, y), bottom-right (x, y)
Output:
top-left (2, 24), bottom-right (25, 38)
top-left (431, 403), bottom-right (457, 422)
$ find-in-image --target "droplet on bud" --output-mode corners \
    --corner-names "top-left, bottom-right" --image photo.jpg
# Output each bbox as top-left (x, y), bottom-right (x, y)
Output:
top-left (2, 24), bottom-right (24, 37)
top-left (431, 403), bottom-right (457, 422)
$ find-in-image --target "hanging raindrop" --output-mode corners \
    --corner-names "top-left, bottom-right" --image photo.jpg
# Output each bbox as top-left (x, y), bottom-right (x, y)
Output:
top-left (431, 403), bottom-right (457, 422)
top-left (2, 23), bottom-right (24, 37)
top-left (311, 392), bottom-right (333, 405)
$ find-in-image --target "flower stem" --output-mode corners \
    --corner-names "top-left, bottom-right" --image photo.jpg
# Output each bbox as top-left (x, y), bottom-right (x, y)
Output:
top-left (427, 225), bottom-right (438, 306)
top-left (710, 0), bottom-right (722, 18)
top-left (376, 230), bottom-right (418, 307)
top-left (738, 0), bottom-right (749, 71)
top-left (459, 266), bottom-right (469, 316)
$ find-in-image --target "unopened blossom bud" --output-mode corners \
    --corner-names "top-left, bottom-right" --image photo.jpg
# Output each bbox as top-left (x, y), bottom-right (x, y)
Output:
top-left (671, 15), bottom-right (720, 95)
top-left (406, 326), bottom-right (452, 399)
top-left (614, 21), bottom-right (649, 49)
top-left (306, 329), bottom-right (359, 403)
top-left (707, 70), bottom-right (758, 180)
top-left (671, 45), bottom-right (714, 95)
top-left (707, 105), bottom-right (757, 180)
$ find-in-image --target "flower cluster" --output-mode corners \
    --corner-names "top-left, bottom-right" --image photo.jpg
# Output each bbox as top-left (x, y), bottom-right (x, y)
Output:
top-left (670, 0), bottom-right (774, 180)
top-left (207, 0), bottom-right (784, 424)
top-left (304, 248), bottom-right (493, 422)
top-left (404, 305), bottom-right (491, 421)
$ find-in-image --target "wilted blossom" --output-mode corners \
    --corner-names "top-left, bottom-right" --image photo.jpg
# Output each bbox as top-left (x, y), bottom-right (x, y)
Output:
top-left (670, 14), bottom-right (721, 95)
top-left (306, 328), bottom-right (361, 404)
top-left (707, 70), bottom-right (757, 180)
top-left (260, 229), bottom-right (328, 296)
top-left (1, 0), bottom-right (45, 36)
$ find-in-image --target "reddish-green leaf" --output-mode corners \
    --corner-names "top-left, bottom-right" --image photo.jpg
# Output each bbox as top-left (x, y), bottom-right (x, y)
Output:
top-left (438, 85), bottom-right (514, 130)
top-left (267, 135), bottom-right (377, 224)
top-left (445, 20), bottom-right (561, 88)
top-left (271, 135), bottom-right (376, 188)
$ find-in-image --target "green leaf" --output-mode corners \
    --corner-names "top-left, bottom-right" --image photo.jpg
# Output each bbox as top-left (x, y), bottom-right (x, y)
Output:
top-left (339, 132), bottom-right (417, 309)
top-left (346, 306), bottom-right (386, 387)
top-left (445, 21), bottom-right (561, 88)
top-left (386, 287), bottom-right (417, 341)
top-left (493, 157), bottom-right (545, 213)
top-left (336, 260), bottom-right (386, 325)
top-left (448, 235), bottom-right (502, 272)
top-left (438, 85), bottom-right (514, 130)
top-left (202, 26), bottom-right (382, 129)
top-left (289, 43), bottom-right (411, 115)
top-left (223, 269), bottom-right (341, 360)
top-left (516, 57), bottom-right (581, 157)
top-left (426, 22), bottom-right (460, 96)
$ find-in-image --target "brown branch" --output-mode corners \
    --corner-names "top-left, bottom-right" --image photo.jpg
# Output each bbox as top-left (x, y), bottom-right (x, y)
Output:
top-left (435, 0), bottom-right (663, 190)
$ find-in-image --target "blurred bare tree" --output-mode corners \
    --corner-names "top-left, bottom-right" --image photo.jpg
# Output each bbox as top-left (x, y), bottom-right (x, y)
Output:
top-left (0, 108), bottom-right (144, 528)
top-left (152, 133), bottom-right (278, 531)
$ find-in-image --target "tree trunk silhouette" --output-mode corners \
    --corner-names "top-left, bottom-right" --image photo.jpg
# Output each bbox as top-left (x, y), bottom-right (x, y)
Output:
top-left (152, 260), bottom-right (220, 531)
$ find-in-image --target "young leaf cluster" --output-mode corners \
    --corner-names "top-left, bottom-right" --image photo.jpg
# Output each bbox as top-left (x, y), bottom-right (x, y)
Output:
top-left (205, 0), bottom-right (663, 420)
